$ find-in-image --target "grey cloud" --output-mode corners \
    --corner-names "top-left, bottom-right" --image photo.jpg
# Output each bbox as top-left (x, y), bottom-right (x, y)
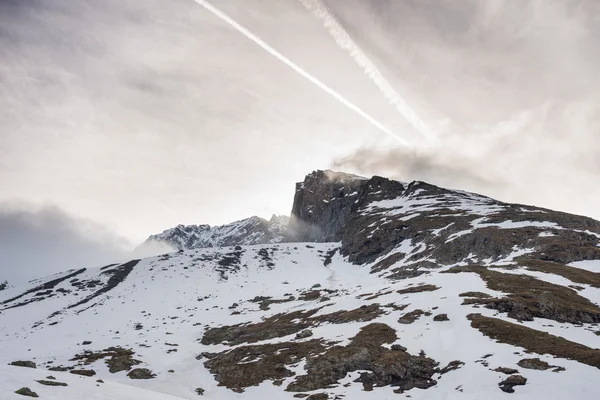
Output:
top-left (333, 147), bottom-right (498, 190)
top-left (326, 0), bottom-right (600, 221)
top-left (0, 202), bottom-right (155, 284)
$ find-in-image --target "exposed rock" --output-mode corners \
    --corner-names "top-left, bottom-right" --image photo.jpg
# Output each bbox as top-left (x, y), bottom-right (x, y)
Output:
top-left (204, 339), bottom-right (326, 390)
top-left (288, 170), bottom-right (367, 242)
top-left (139, 215), bottom-right (289, 251)
top-left (195, 387), bottom-right (205, 395)
top-left (397, 285), bottom-right (440, 295)
top-left (306, 394), bottom-right (328, 400)
top-left (9, 361), bottom-right (36, 369)
top-left (67, 260), bottom-right (140, 309)
top-left (287, 323), bottom-right (438, 393)
top-left (494, 367), bottom-right (519, 375)
top-left (15, 387), bottom-right (38, 397)
top-left (459, 292), bottom-right (491, 299)
top-left (295, 329), bottom-right (314, 339)
top-left (518, 358), bottom-right (565, 372)
top-left (498, 375), bottom-right (527, 393)
top-left (433, 314), bottom-right (449, 322)
top-left (36, 380), bottom-right (68, 387)
top-left (314, 304), bottom-right (385, 324)
top-left (70, 346), bottom-right (142, 373)
top-left (439, 360), bottom-right (464, 374)
top-left (468, 314), bottom-right (600, 368)
top-left (398, 309), bottom-right (427, 324)
top-left (391, 344), bottom-right (407, 352)
top-left (127, 368), bottom-right (155, 379)
top-left (82, 341), bottom-right (92, 345)
top-left (70, 369), bottom-right (96, 377)
top-left (446, 266), bottom-right (600, 324)
top-left (204, 323), bottom-right (439, 394)
top-left (201, 309), bottom-right (316, 346)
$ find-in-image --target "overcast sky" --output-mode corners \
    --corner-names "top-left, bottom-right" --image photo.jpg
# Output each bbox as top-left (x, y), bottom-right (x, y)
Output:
top-left (1, 0), bottom-right (599, 282)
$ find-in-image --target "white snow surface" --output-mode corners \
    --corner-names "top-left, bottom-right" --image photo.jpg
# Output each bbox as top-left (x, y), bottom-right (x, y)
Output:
top-left (1, 242), bottom-right (600, 399)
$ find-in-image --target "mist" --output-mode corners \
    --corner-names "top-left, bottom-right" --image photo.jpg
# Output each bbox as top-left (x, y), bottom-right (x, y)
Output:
top-left (0, 202), bottom-right (172, 284)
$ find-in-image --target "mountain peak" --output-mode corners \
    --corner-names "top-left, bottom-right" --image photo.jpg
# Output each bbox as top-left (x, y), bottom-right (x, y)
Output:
top-left (3, 170), bottom-right (600, 399)
top-left (137, 215), bottom-right (290, 252)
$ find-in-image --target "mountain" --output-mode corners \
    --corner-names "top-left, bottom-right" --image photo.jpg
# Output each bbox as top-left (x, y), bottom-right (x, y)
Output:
top-left (1, 170), bottom-right (600, 400)
top-left (137, 215), bottom-right (289, 252)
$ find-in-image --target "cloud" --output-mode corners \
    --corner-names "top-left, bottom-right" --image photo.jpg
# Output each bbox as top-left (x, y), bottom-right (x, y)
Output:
top-left (0, 202), bottom-right (170, 285)
top-left (328, 0), bottom-right (600, 221)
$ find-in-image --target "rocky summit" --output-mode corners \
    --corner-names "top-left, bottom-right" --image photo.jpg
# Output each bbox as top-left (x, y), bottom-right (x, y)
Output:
top-left (1, 170), bottom-right (600, 400)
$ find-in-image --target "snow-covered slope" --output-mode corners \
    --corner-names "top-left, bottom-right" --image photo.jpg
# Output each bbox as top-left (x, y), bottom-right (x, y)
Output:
top-left (2, 171), bottom-right (600, 399)
top-left (138, 215), bottom-right (289, 251)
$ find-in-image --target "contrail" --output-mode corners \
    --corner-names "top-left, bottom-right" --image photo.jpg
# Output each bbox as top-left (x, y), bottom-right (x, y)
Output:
top-left (192, 0), bottom-right (411, 147)
top-left (298, 0), bottom-right (435, 140)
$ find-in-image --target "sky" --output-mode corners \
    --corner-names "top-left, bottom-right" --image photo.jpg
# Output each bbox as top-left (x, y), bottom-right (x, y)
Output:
top-left (1, 0), bottom-right (599, 282)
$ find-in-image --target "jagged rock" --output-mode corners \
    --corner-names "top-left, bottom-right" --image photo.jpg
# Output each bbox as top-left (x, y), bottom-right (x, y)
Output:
top-left (138, 215), bottom-right (289, 251)
top-left (15, 387), bottom-right (38, 397)
top-left (82, 341), bottom-right (92, 345)
top-left (127, 368), bottom-right (155, 379)
top-left (391, 344), bottom-right (407, 352)
top-left (195, 387), bottom-right (205, 395)
top-left (498, 375), bottom-right (527, 393)
top-left (9, 361), bottom-right (36, 369)
top-left (288, 170), bottom-right (368, 242)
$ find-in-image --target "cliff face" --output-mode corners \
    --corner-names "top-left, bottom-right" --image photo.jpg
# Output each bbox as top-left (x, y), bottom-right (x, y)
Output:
top-left (290, 170), bottom-right (600, 272)
top-left (287, 170), bottom-right (369, 242)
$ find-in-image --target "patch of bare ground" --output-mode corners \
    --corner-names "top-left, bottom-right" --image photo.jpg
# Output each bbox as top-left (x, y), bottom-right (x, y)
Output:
top-left (398, 310), bottom-right (431, 324)
top-left (444, 266), bottom-right (600, 323)
top-left (397, 284), bottom-right (440, 295)
top-left (493, 367), bottom-right (519, 374)
top-left (248, 295), bottom-right (295, 311)
top-left (200, 309), bottom-right (317, 346)
top-left (459, 292), bottom-right (491, 299)
top-left (69, 347), bottom-right (142, 373)
top-left (201, 304), bottom-right (386, 346)
top-left (313, 304), bottom-right (385, 324)
top-left (517, 258), bottom-right (600, 288)
top-left (357, 290), bottom-right (393, 301)
top-left (468, 314), bottom-right (600, 369)
top-left (287, 323), bottom-right (438, 393)
top-left (498, 374), bottom-right (527, 393)
top-left (439, 360), bottom-right (464, 375)
top-left (518, 358), bottom-right (565, 372)
top-left (204, 339), bottom-right (327, 391)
